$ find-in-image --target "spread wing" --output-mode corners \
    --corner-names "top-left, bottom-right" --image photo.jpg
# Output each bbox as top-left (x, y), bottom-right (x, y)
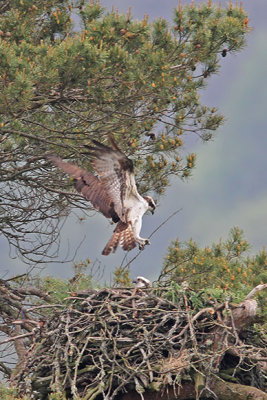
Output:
top-left (84, 140), bottom-right (136, 222)
top-left (47, 155), bottom-right (119, 222)
top-left (47, 140), bottom-right (136, 223)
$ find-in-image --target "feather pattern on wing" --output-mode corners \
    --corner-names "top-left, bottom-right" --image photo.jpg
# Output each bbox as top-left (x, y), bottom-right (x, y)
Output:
top-left (47, 155), bottom-right (119, 222)
top-left (85, 140), bottom-right (135, 222)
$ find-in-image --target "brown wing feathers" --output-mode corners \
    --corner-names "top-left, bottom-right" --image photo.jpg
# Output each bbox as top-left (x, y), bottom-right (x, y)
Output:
top-left (47, 155), bottom-right (119, 221)
top-left (75, 174), bottom-right (119, 222)
top-left (84, 140), bottom-right (134, 177)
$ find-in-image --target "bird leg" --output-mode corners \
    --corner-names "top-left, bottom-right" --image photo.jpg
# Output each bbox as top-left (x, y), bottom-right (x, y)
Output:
top-left (137, 238), bottom-right (151, 250)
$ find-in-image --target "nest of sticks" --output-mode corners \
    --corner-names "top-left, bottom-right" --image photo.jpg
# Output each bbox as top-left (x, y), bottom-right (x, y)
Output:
top-left (14, 287), bottom-right (267, 399)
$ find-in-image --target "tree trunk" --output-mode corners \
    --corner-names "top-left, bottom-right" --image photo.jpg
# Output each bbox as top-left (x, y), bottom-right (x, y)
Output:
top-left (209, 376), bottom-right (267, 400)
top-left (121, 379), bottom-right (267, 400)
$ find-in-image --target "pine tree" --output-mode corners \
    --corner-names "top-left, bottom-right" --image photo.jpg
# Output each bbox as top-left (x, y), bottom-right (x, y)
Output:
top-left (0, 0), bottom-right (250, 261)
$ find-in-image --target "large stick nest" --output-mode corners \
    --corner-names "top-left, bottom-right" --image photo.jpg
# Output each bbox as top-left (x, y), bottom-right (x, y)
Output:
top-left (14, 287), bottom-right (267, 399)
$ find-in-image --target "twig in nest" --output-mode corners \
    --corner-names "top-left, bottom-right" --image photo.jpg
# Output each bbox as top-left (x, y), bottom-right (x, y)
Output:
top-left (0, 331), bottom-right (35, 345)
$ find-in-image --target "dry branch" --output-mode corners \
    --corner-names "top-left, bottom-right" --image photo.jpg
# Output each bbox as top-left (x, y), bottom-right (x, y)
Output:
top-left (0, 278), bottom-right (53, 378)
top-left (246, 283), bottom-right (267, 300)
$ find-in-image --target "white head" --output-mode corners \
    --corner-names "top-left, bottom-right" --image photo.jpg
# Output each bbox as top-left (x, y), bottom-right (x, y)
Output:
top-left (143, 195), bottom-right (156, 214)
top-left (133, 276), bottom-right (152, 288)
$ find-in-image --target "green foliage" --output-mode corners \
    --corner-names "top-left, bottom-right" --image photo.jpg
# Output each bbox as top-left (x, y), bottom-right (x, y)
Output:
top-left (0, 0), bottom-right (71, 44)
top-left (0, 385), bottom-right (67, 400)
top-left (0, 0), bottom-right (250, 196)
top-left (160, 227), bottom-right (267, 314)
top-left (41, 275), bottom-right (72, 303)
top-left (9, 260), bottom-right (95, 310)
top-left (113, 266), bottom-right (132, 287)
top-left (0, 386), bottom-right (27, 400)
top-left (0, 386), bottom-right (16, 400)
top-left (41, 259), bottom-right (95, 303)
top-left (48, 394), bottom-right (67, 400)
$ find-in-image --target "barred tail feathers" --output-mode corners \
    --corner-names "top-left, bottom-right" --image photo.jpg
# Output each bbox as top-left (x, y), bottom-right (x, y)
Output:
top-left (102, 222), bottom-right (136, 255)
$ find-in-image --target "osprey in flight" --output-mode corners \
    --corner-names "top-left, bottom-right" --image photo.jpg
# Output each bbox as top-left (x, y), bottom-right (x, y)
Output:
top-left (48, 139), bottom-right (156, 255)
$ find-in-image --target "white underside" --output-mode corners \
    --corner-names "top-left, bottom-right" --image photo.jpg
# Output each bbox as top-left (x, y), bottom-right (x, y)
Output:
top-left (124, 193), bottom-right (149, 246)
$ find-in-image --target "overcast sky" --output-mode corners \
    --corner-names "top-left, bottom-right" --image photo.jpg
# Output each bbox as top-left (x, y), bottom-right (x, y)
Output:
top-left (1, 0), bottom-right (266, 285)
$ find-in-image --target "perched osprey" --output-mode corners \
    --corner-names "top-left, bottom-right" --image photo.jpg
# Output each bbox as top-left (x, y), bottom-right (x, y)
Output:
top-left (48, 139), bottom-right (156, 255)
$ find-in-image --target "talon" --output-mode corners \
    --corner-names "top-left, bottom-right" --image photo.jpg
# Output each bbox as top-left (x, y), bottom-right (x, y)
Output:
top-left (138, 239), bottom-right (150, 250)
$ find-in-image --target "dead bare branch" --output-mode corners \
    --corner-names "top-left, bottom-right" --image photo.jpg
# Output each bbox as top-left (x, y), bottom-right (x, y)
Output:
top-left (246, 283), bottom-right (267, 300)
